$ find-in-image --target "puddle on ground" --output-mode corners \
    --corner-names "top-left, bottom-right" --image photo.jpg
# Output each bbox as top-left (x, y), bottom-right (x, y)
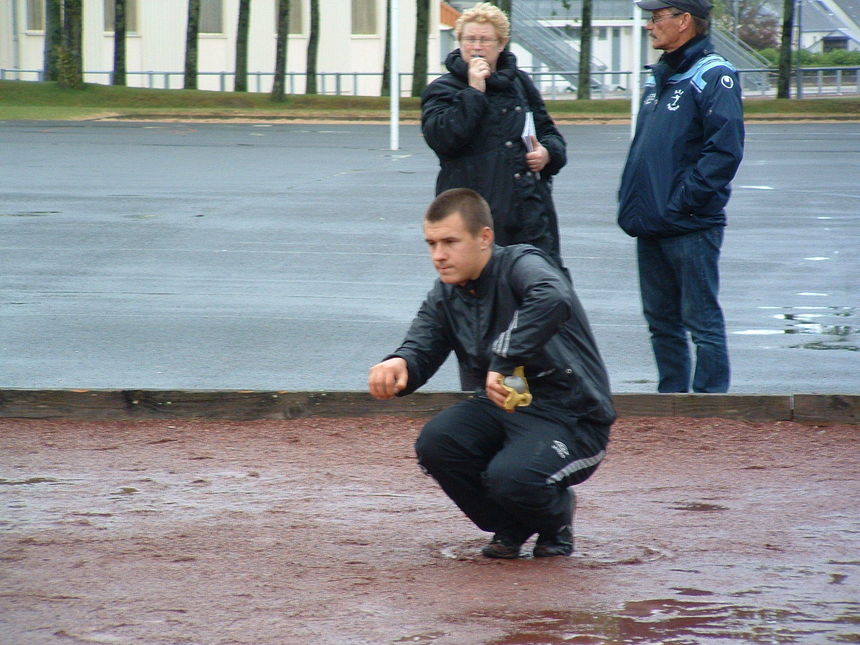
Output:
top-left (0, 211), bottom-right (60, 217)
top-left (669, 502), bottom-right (729, 512)
top-left (481, 598), bottom-right (860, 644)
top-left (734, 306), bottom-right (857, 351)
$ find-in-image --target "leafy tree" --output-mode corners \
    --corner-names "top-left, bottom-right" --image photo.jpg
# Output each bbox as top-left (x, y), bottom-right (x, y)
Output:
top-left (113, 0), bottom-right (127, 86)
top-left (821, 49), bottom-right (860, 65)
top-left (58, 0), bottom-right (83, 89)
top-left (234, 0), bottom-right (250, 91)
top-left (712, 0), bottom-right (779, 49)
top-left (184, 0), bottom-right (201, 89)
top-left (412, 0), bottom-right (430, 96)
top-left (306, 0), bottom-right (320, 94)
top-left (43, 0), bottom-right (62, 81)
top-left (272, 0), bottom-right (291, 102)
top-left (760, 47), bottom-right (860, 66)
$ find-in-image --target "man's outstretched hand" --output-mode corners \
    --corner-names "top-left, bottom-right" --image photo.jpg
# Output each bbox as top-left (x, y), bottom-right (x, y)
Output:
top-left (368, 357), bottom-right (409, 400)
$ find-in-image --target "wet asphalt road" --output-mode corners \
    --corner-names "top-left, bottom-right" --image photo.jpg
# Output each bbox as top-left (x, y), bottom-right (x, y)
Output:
top-left (1, 120), bottom-right (858, 393)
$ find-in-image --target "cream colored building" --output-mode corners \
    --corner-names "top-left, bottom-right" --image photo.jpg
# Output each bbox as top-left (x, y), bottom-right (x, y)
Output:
top-left (0, 0), bottom-right (443, 95)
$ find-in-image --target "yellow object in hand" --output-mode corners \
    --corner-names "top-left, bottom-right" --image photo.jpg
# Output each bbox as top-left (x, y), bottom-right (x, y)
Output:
top-left (499, 366), bottom-right (532, 410)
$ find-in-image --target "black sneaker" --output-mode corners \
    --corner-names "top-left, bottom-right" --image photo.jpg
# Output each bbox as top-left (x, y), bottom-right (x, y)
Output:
top-left (533, 524), bottom-right (574, 557)
top-left (481, 529), bottom-right (530, 559)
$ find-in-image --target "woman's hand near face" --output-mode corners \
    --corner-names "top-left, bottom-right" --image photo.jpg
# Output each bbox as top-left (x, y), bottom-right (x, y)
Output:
top-left (468, 57), bottom-right (491, 92)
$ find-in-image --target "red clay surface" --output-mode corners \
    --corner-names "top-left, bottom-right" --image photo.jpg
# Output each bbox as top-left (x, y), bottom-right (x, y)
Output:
top-left (1, 416), bottom-right (858, 644)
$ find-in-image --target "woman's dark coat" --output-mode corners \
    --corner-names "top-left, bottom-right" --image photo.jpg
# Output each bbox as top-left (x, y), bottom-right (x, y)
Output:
top-left (421, 50), bottom-right (567, 263)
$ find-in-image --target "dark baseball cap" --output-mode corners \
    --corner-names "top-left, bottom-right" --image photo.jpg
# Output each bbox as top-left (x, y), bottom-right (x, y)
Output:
top-left (636, 0), bottom-right (713, 18)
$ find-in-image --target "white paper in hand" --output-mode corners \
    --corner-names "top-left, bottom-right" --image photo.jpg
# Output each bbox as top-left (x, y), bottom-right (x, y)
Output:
top-left (521, 111), bottom-right (536, 152)
top-left (521, 112), bottom-right (539, 177)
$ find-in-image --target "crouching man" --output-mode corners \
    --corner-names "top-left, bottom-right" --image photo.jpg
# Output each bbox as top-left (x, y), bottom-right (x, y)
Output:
top-left (368, 188), bottom-right (615, 558)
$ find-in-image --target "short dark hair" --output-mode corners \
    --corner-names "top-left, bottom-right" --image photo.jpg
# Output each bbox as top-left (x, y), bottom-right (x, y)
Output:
top-left (424, 188), bottom-right (493, 236)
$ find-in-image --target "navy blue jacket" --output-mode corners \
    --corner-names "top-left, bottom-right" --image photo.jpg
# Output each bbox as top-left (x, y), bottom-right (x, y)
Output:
top-left (617, 36), bottom-right (745, 238)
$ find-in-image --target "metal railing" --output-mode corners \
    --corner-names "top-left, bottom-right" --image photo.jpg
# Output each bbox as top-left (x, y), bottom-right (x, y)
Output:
top-left (2, 67), bottom-right (859, 99)
top-left (529, 67), bottom-right (860, 99)
top-left (0, 68), bottom-right (389, 96)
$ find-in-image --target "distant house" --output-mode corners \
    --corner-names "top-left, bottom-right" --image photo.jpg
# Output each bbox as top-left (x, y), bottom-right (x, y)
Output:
top-left (0, 0), bottom-right (444, 94)
top-left (796, 0), bottom-right (860, 52)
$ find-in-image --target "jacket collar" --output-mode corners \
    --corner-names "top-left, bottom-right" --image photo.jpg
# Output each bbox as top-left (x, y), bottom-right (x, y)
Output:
top-left (655, 35), bottom-right (711, 73)
top-left (453, 246), bottom-right (501, 297)
top-left (445, 49), bottom-right (519, 91)
top-left (648, 35), bottom-right (711, 88)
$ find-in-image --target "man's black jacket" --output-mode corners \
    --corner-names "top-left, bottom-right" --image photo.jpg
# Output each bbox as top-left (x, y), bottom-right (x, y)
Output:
top-left (388, 245), bottom-right (616, 427)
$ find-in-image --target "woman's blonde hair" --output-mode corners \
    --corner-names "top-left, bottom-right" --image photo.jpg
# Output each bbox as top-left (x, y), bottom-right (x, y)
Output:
top-left (454, 2), bottom-right (510, 42)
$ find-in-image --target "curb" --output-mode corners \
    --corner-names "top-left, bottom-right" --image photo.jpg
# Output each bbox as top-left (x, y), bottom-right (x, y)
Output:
top-left (92, 113), bottom-right (860, 125)
top-left (0, 390), bottom-right (857, 424)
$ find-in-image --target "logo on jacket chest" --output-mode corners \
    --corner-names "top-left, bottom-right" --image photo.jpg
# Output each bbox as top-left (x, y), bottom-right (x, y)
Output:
top-left (667, 88), bottom-right (685, 111)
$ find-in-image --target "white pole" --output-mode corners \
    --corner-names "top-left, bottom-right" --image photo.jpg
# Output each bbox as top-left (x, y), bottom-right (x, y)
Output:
top-left (630, 4), bottom-right (642, 139)
top-left (389, 0), bottom-right (400, 150)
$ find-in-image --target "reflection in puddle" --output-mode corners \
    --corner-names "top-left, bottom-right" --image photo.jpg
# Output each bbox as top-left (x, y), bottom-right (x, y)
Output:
top-left (734, 306), bottom-right (857, 351)
top-left (483, 598), bottom-right (860, 644)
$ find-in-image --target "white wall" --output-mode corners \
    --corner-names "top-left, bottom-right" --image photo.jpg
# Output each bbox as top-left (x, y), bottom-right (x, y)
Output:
top-left (1, 0), bottom-right (442, 95)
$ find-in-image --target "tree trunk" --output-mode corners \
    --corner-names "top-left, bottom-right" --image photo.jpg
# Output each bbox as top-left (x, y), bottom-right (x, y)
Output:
top-left (777, 0), bottom-right (793, 98)
top-left (58, 0), bottom-right (83, 89)
top-left (381, 0), bottom-right (391, 96)
top-left (113, 0), bottom-right (127, 86)
top-left (184, 0), bottom-right (200, 90)
top-left (578, 0), bottom-right (593, 100)
top-left (234, 0), bottom-right (250, 91)
top-left (306, 0), bottom-right (320, 94)
top-left (43, 0), bottom-right (63, 81)
top-left (271, 0), bottom-right (290, 102)
top-left (412, 0), bottom-right (429, 96)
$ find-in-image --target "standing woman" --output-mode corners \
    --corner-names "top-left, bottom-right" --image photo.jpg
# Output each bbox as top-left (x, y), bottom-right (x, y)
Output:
top-left (421, 2), bottom-right (568, 267)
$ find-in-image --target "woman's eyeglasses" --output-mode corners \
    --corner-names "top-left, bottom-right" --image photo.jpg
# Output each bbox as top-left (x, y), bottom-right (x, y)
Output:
top-left (461, 37), bottom-right (498, 45)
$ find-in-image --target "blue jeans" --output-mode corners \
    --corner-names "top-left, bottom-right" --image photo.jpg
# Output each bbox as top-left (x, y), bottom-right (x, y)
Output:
top-left (637, 227), bottom-right (730, 393)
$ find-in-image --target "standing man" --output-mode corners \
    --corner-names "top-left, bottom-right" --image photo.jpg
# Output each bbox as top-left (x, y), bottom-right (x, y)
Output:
top-left (617, 0), bottom-right (744, 393)
top-left (369, 188), bottom-right (615, 559)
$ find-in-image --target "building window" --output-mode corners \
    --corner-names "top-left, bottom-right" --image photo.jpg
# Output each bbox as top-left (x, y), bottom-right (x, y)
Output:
top-left (26, 0), bottom-right (44, 30)
top-left (274, 0), bottom-right (304, 35)
top-left (352, 0), bottom-right (376, 35)
top-left (290, 0), bottom-right (303, 34)
top-left (200, 0), bottom-right (223, 34)
top-left (103, 0), bottom-right (139, 32)
top-left (822, 36), bottom-right (848, 52)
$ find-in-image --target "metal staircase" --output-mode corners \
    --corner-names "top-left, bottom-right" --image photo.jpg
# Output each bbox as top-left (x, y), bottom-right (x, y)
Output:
top-left (511, 1), bottom-right (608, 90)
top-left (709, 29), bottom-right (772, 91)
